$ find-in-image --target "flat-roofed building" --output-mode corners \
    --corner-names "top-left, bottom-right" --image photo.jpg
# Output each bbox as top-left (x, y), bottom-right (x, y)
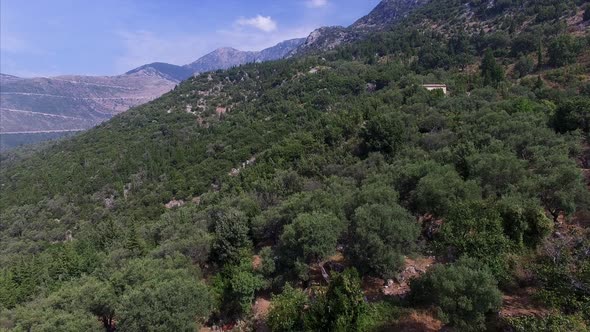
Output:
top-left (422, 84), bottom-right (448, 95)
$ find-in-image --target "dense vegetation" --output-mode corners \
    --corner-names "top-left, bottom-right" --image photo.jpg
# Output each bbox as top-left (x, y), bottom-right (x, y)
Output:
top-left (1, 0), bottom-right (590, 331)
top-left (0, 132), bottom-right (76, 152)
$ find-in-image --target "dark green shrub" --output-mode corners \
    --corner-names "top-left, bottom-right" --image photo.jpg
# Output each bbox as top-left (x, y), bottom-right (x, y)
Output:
top-left (410, 258), bottom-right (502, 331)
top-left (267, 284), bottom-right (308, 332)
top-left (348, 203), bottom-right (420, 279)
top-left (305, 269), bottom-right (367, 331)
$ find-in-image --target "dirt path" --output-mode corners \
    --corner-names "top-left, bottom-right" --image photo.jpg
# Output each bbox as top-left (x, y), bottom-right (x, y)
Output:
top-left (253, 296), bottom-right (271, 332)
top-left (500, 287), bottom-right (552, 318)
top-left (363, 256), bottom-right (436, 302)
top-left (388, 310), bottom-right (444, 332)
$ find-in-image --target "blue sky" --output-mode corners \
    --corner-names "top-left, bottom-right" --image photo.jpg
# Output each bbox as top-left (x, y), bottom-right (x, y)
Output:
top-left (1, 0), bottom-right (380, 77)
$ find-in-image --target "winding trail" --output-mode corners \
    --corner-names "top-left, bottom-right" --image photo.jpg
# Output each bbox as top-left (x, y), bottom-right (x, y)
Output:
top-left (1, 92), bottom-right (151, 100)
top-left (1, 129), bottom-right (86, 134)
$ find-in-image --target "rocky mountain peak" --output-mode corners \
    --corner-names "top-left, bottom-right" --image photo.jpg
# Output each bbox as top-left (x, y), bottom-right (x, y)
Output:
top-left (289, 0), bottom-right (428, 56)
top-left (352, 0), bottom-right (429, 30)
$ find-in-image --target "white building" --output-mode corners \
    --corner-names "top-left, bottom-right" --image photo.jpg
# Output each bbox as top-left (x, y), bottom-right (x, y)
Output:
top-left (422, 84), bottom-right (448, 95)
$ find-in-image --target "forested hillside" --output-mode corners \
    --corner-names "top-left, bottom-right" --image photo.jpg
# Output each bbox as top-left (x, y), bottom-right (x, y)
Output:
top-left (1, 0), bottom-right (590, 331)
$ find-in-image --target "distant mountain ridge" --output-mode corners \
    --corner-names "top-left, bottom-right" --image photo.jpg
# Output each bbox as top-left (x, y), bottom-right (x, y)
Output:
top-left (0, 38), bottom-right (305, 145)
top-left (125, 62), bottom-right (194, 82)
top-left (130, 38), bottom-right (306, 81)
top-left (187, 38), bottom-right (306, 74)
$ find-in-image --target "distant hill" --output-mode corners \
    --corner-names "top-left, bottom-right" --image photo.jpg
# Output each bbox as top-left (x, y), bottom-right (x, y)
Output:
top-left (0, 38), bottom-right (305, 145)
top-left (125, 62), bottom-right (194, 82)
top-left (0, 71), bottom-right (176, 135)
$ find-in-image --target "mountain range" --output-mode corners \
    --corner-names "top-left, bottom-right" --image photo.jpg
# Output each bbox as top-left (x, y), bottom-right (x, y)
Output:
top-left (126, 38), bottom-right (307, 82)
top-left (0, 0), bottom-right (428, 149)
top-left (0, 38), bottom-right (306, 146)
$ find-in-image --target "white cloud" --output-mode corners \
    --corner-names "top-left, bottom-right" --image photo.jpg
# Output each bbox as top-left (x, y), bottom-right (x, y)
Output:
top-left (306, 0), bottom-right (329, 8)
top-left (217, 25), bottom-right (315, 52)
top-left (235, 15), bottom-right (277, 32)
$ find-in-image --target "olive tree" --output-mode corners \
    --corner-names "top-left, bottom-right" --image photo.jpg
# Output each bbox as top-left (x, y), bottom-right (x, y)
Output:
top-left (410, 258), bottom-right (502, 331)
top-left (348, 203), bottom-right (420, 279)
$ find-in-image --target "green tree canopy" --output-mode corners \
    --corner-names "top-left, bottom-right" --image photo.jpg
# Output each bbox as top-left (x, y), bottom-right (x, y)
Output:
top-left (267, 284), bottom-right (308, 332)
top-left (211, 208), bottom-right (251, 264)
top-left (552, 97), bottom-right (590, 133)
top-left (348, 203), bottom-right (420, 279)
top-left (413, 165), bottom-right (481, 216)
top-left (481, 48), bottom-right (505, 86)
top-left (360, 111), bottom-right (406, 156)
top-left (305, 269), bottom-right (368, 332)
top-left (547, 35), bottom-right (581, 67)
top-left (437, 201), bottom-right (511, 276)
top-left (279, 211), bottom-right (345, 264)
top-left (410, 258), bottom-right (502, 331)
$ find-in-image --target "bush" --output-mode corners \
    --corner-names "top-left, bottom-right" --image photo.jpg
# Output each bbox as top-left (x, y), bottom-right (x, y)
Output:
top-left (279, 211), bottom-right (345, 265)
top-left (305, 269), bottom-right (367, 331)
top-left (506, 314), bottom-right (588, 332)
top-left (410, 258), bottom-right (502, 331)
top-left (552, 97), bottom-right (590, 133)
top-left (267, 284), bottom-right (308, 332)
top-left (514, 56), bottom-right (535, 78)
top-left (348, 203), bottom-right (420, 279)
top-left (437, 201), bottom-right (510, 277)
top-left (548, 35), bottom-right (580, 67)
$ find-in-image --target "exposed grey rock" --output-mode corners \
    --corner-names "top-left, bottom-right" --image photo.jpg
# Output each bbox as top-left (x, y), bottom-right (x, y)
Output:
top-left (289, 0), bottom-right (429, 56)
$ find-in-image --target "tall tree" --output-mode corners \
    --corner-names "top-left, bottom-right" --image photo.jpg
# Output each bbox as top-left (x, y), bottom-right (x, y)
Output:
top-left (481, 49), bottom-right (505, 86)
top-left (279, 212), bottom-right (345, 264)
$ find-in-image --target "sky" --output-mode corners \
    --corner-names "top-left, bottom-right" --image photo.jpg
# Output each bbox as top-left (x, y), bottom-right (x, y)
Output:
top-left (0, 0), bottom-right (380, 77)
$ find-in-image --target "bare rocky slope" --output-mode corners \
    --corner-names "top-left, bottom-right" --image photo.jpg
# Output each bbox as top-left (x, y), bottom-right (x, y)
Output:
top-left (289, 0), bottom-right (429, 56)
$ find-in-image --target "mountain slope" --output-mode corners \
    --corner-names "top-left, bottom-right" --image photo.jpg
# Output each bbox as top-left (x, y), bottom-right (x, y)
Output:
top-left (0, 71), bottom-right (175, 134)
top-left (185, 38), bottom-right (305, 73)
top-left (1, 0), bottom-right (589, 330)
top-left (290, 0), bottom-right (428, 56)
top-left (185, 47), bottom-right (258, 74)
top-left (351, 0), bottom-right (429, 30)
top-left (125, 62), bottom-right (194, 82)
top-left (0, 38), bottom-right (305, 145)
